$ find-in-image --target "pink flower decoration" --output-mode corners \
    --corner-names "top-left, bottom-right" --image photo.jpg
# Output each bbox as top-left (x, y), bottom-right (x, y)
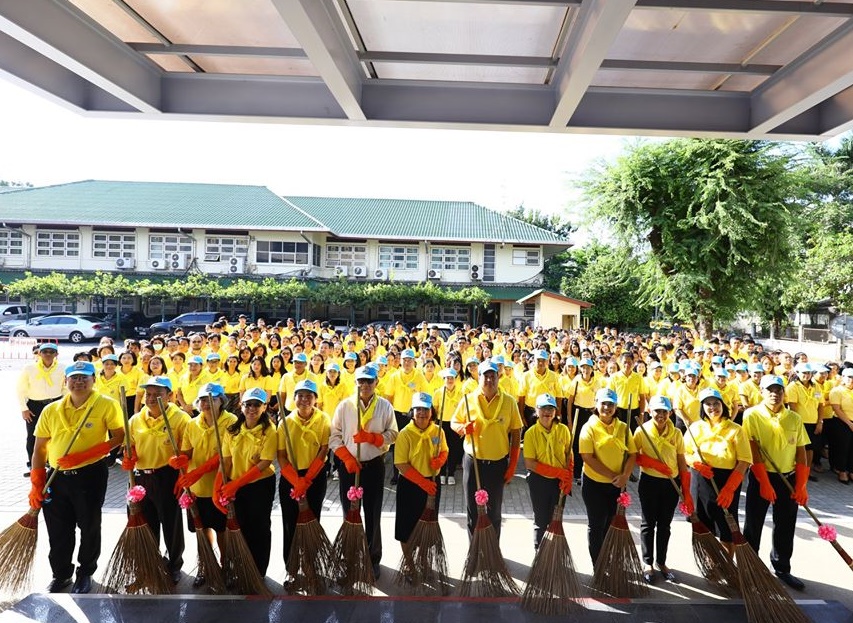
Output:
top-left (347, 486), bottom-right (364, 501)
top-left (474, 489), bottom-right (489, 506)
top-left (218, 494), bottom-right (233, 508)
top-left (617, 491), bottom-right (632, 508)
top-left (178, 492), bottom-right (195, 509)
top-left (818, 524), bottom-right (837, 542)
top-left (678, 501), bottom-right (691, 517)
top-left (289, 488), bottom-right (306, 501)
top-left (126, 485), bottom-right (146, 503)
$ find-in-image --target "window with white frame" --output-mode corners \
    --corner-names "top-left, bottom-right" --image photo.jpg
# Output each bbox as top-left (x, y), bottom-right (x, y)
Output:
top-left (430, 246), bottom-right (470, 270)
top-left (149, 234), bottom-right (193, 260)
top-left (36, 231), bottom-right (80, 257)
top-left (427, 305), bottom-right (471, 323)
top-left (205, 236), bottom-right (248, 258)
top-left (93, 232), bottom-right (135, 258)
top-left (33, 299), bottom-right (75, 313)
top-left (0, 230), bottom-right (23, 255)
top-left (512, 247), bottom-right (540, 266)
top-left (325, 244), bottom-right (367, 268)
top-left (379, 245), bottom-right (419, 270)
top-left (255, 241), bottom-right (309, 264)
top-left (511, 302), bottom-right (536, 318)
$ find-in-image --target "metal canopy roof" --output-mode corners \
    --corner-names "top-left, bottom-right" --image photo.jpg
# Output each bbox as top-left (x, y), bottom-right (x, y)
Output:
top-left (1, 0), bottom-right (853, 140)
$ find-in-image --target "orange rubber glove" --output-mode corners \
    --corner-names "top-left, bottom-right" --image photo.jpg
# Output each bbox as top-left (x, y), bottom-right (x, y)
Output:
top-left (353, 430), bottom-right (384, 447)
top-left (636, 453), bottom-right (673, 476)
top-left (174, 454), bottom-right (219, 495)
top-left (290, 478), bottom-right (308, 500)
top-left (29, 467), bottom-right (47, 509)
top-left (692, 461), bottom-right (714, 480)
top-left (559, 478), bottom-right (572, 495)
top-left (403, 467), bottom-right (437, 496)
top-left (56, 441), bottom-right (113, 469)
top-left (168, 454), bottom-right (189, 470)
top-left (212, 471), bottom-right (228, 514)
top-left (504, 446), bottom-right (520, 484)
top-left (280, 463), bottom-right (301, 487)
top-left (305, 456), bottom-right (326, 483)
top-left (792, 463), bottom-right (809, 506)
top-left (716, 470), bottom-right (744, 508)
top-left (334, 447), bottom-right (361, 474)
top-left (459, 421), bottom-right (476, 436)
top-left (220, 465), bottom-right (263, 499)
top-left (679, 470), bottom-right (695, 515)
top-left (429, 451), bottom-right (448, 472)
top-left (534, 462), bottom-right (573, 482)
top-left (750, 462), bottom-right (777, 504)
top-left (121, 448), bottom-right (138, 471)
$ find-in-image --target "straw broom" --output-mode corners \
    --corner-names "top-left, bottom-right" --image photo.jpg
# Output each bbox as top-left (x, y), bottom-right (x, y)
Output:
top-left (0, 400), bottom-right (98, 596)
top-left (158, 396), bottom-right (225, 594)
top-left (684, 426), bottom-right (810, 623)
top-left (209, 395), bottom-right (271, 596)
top-left (330, 399), bottom-right (375, 596)
top-left (279, 398), bottom-right (334, 595)
top-left (458, 395), bottom-right (520, 598)
top-left (101, 388), bottom-right (173, 594)
top-left (757, 444), bottom-right (853, 575)
top-left (521, 409), bottom-right (583, 615)
top-left (591, 395), bottom-right (649, 598)
top-left (395, 388), bottom-right (450, 595)
top-left (635, 415), bottom-right (738, 595)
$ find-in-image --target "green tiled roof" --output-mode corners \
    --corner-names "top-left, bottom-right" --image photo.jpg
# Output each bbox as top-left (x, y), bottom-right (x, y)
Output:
top-left (285, 196), bottom-right (569, 245)
top-left (477, 285), bottom-right (541, 301)
top-left (0, 181), bottom-right (323, 230)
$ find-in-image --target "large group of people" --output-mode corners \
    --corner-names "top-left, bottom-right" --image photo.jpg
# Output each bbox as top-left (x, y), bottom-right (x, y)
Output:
top-left (18, 316), bottom-right (853, 594)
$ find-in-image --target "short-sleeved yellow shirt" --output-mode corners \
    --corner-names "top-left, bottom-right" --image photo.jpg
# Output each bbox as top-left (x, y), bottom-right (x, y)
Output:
top-left (523, 421), bottom-right (572, 471)
top-left (278, 408), bottom-right (331, 470)
top-left (684, 417), bottom-right (751, 470)
top-left (785, 380), bottom-right (821, 424)
top-left (633, 419), bottom-right (684, 478)
top-left (743, 403), bottom-right (808, 473)
top-left (35, 392), bottom-right (123, 468)
top-left (578, 415), bottom-right (637, 483)
top-left (223, 422), bottom-right (277, 480)
top-left (128, 403), bottom-right (191, 470)
top-left (394, 421), bottom-right (448, 476)
top-left (180, 410), bottom-right (238, 496)
top-left (452, 390), bottom-right (523, 461)
top-left (433, 384), bottom-right (462, 422)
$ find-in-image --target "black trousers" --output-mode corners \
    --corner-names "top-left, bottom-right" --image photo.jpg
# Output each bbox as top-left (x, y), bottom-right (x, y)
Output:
top-left (43, 460), bottom-right (109, 579)
top-left (339, 455), bottom-right (385, 566)
top-left (26, 397), bottom-right (61, 467)
top-left (743, 470), bottom-right (798, 574)
top-left (280, 467), bottom-right (327, 563)
top-left (395, 473), bottom-right (442, 542)
top-left (441, 421), bottom-right (464, 477)
top-left (571, 407), bottom-right (595, 479)
top-left (616, 406), bottom-right (643, 432)
top-left (135, 466), bottom-right (185, 572)
top-left (827, 418), bottom-right (853, 472)
top-left (526, 471), bottom-right (561, 550)
top-left (638, 473), bottom-right (678, 566)
top-left (523, 405), bottom-right (536, 431)
top-left (581, 476), bottom-right (620, 566)
top-left (692, 467), bottom-right (741, 542)
top-left (234, 475), bottom-right (276, 576)
top-left (391, 411), bottom-right (411, 479)
top-left (462, 453), bottom-right (507, 540)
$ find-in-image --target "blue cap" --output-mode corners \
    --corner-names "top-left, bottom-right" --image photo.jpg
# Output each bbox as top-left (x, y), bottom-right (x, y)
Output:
top-left (65, 361), bottom-right (96, 376)
top-left (198, 383), bottom-right (224, 398)
top-left (492, 355), bottom-right (506, 366)
top-left (188, 355), bottom-right (204, 365)
top-left (294, 379), bottom-right (318, 395)
top-left (465, 357), bottom-right (480, 367)
top-left (713, 367), bottom-right (729, 378)
top-left (748, 363), bottom-right (764, 374)
top-left (566, 357), bottom-right (579, 367)
top-left (734, 363), bottom-right (748, 372)
top-left (326, 362), bottom-right (341, 372)
top-left (843, 368), bottom-right (853, 378)
top-left (669, 362), bottom-right (680, 373)
top-left (795, 362), bottom-right (813, 374)
top-left (241, 387), bottom-right (267, 403)
top-left (760, 375), bottom-right (785, 389)
top-left (401, 349), bottom-right (416, 359)
top-left (140, 375), bottom-right (173, 391)
top-left (580, 358), bottom-right (594, 368)
top-left (683, 364), bottom-right (700, 376)
top-left (101, 354), bottom-right (119, 363)
top-left (39, 342), bottom-right (58, 352)
top-left (411, 392), bottom-right (432, 410)
top-left (535, 393), bottom-right (557, 409)
top-left (478, 360), bottom-right (498, 375)
top-left (355, 365), bottom-right (378, 381)
top-left (293, 353), bottom-right (308, 363)
top-left (376, 356), bottom-right (388, 365)
top-left (649, 395), bottom-right (672, 411)
top-left (439, 367), bottom-right (458, 378)
top-left (813, 364), bottom-right (829, 374)
top-left (711, 356), bottom-right (724, 364)
top-left (649, 360), bottom-right (663, 370)
top-left (206, 352), bottom-right (221, 361)
top-left (699, 388), bottom-right (723, 402)
top-left (534, 349), bottom-right (549, 360)
top-left (596, 388), bottom-right (618, 404)
top-left (344, 352), bottom-right (358, 361)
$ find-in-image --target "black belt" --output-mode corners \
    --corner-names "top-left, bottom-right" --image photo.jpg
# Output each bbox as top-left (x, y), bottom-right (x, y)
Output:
top-left (359, 455), bottom-right (385, 465)
top-left (29, 397), bottom-right (61, 406)
top-left (135, 465), bottom-right (171, 475)
top-left (55, 459), bottom-right (105, 476)
top-left (468, 456), bottom-right (507, 465)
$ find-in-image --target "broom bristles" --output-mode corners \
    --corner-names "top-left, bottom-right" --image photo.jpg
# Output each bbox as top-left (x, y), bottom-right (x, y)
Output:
top-left (222, 516), bottom-right (271, 596)
top-left (521, 510), bottom-right (583, 615)
top-left (395, 498), bottom-right (450, 596)
top-left (286, 500), bottom-right (334, 596)
top-left (459, 506), bottom-right (520, 598)
top-left (691, 519), bottom-right (739, 596)
top-left (0, 509), bottom-right (39, 595)
top-left (101, 504), bottom-right (173, 595)
top-left (590, 508), bottom-right (649, 598)
top-left (188, 506), bottom-right (226, 594)
top-left (331, 500), bottom-right (375, 596)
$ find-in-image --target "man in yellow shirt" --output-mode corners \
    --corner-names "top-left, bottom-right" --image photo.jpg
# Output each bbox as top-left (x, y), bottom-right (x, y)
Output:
top-left (17, 343), bottom-right (65, 478)
top-left (828, 368), bottom-right (853, 484)
top-left (279, 352), bottom-right (311, 411)
top-left (30, 361), bottom-right (124, 593)
top-left (517, 350), bottom-right (562, 428)
top-left (607, 351), bottom-right (646, 431)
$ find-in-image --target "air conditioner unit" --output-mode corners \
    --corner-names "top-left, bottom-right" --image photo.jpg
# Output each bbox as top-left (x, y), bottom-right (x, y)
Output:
top-left (469, 264), bottom-right (482, 280)
top-left (374, 268), bottom-right (388, 280)
top-left (114, 257), bottom-right (135, 270)
top-left (228, 256), bottom-right (245, 274)
top-left (427, 269), bottom-right (442, 280)
top-left (352, 265), bottom-right (367, 278)
top-left (170, 253), bottom-right (189, 270)
top-left (334, 265), bottom-right (349, 277)
top-left (149, 259), bottom-right (168, 271)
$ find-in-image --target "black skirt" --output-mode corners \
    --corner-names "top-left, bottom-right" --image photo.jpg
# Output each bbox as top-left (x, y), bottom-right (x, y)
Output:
top-left (395, 471), bottom-right (441, 542)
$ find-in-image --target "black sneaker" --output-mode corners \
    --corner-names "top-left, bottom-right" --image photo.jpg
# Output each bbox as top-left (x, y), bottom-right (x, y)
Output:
top-left (47, 577), bottom-right (72, 593)
top-left (71, 574), bottom-right (92, 594)
top-left (775, 571), bottom-right (805, 591)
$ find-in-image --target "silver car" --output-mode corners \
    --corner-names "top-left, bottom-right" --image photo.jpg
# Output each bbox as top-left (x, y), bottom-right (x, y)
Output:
top-left (11, 314), bottom-right (115, 343)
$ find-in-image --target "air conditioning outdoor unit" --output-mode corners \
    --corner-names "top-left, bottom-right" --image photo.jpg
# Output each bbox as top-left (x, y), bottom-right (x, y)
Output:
top-left (469, 264), bottom-right (481, 280)
top-left (427, 269), bottom-right (442, 280)
top-left (352, 265), bottom-right (367, 278)
top-left (149, 259), bottom-right (168, 271)
top-left (228, 256), bottom-right (245, 274)
top-left (374, 268), bottom-right (388, 280)
top-left (114, 257), bottom-right (135, 270)
top-left (334, 265), bottom-right (349, 277)
top-left (170, 253), bottom-right (189, 270)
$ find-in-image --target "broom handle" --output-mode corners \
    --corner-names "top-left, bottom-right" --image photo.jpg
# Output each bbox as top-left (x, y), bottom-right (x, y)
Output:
top-left (209, 389), bottom-right (229, 484)
top-left (432, 386), bottom-right (447, 482)
top-left (617, 394), bottom-right (632, 490)
top-left (43, 395), bottom-right (101, 494)
top-left (683, 422), bottom-right (732, 514)
top-left (354, 396), bottom-right (363, 490)
top-left (278, 395), bottom-right (298, 469)
top-left (555, 408), bottom-right (581, 510)
top-left (463, 395), bottom-right (482, 491)
top-left (118, 386), bottom-right (137, 488)
top-left (634, 415), bottom-right (688, 503)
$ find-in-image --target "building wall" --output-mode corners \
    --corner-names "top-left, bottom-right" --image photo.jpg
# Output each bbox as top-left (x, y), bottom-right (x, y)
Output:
top-left (536, 295), bottom-right (582, 330)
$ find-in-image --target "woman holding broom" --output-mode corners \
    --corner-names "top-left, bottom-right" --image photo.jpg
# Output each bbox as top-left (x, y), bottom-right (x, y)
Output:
top-left (684, 388), bottom-right (751, 559)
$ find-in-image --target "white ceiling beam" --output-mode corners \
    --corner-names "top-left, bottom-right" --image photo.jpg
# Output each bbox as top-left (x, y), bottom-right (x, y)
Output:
top-left (549, 0), bottom-right (638, 128)
top-left (0, 0), bottom-right (161, 113)
top-left (269, 0), bottom-right (366, 121)
top-left (637, 0), bottom-right (853, 17)
top-left (750, 22), bottom-right (853, 135)
top-left (817, 86), bottom-right (853, 136)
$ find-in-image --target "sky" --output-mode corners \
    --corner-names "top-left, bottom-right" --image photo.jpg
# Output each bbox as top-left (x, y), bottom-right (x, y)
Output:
top-left (0, 77), bottom-right (632, 242)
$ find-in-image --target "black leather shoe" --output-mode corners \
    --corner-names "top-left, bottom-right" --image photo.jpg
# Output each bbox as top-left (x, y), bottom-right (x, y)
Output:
top-left (47, 577), bottom-right (72, 593)
top-left (71, 574), bottom-right (92, 594)
top-left (192, 575), bottom-right (205, 588)
top-left (372, 563), bottom-right (381, 580)
top-left (171, 568), bottom-right (182, 584)
top-left (775, 571), bottom-right (805, 591)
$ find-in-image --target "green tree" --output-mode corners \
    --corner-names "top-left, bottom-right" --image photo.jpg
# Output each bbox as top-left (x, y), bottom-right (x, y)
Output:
top-left (581, 139), bottom-right (801, 338)
top-left (506, 205), bottom-right (574, 291)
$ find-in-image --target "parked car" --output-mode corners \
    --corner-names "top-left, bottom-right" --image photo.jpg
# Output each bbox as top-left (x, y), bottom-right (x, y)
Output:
top-left (90, 311), bottom-right (159, 338)
top-left (0, 304), bottom-right (31, 323)
top-left (0, 312), bottom-right (71, 336)
top-left (829, 315), bottom-right (853, 341)
top-left (11, 314), bottom-right (115, 343)
top-left (149, 311), bottom-right (225, 336)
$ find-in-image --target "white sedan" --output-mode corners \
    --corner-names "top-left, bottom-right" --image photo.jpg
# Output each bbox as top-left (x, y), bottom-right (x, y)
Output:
top-left (11, 314), bottom-right (115, 343)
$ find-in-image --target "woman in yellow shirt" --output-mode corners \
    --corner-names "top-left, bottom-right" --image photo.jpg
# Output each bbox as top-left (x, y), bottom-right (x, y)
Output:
top-left (95, 353), bottom-right (124, 402)
top-left (240, 356), bottom-right (270, 400)
top-left (118, 351), bottom-right (142, 416)
top-left (221, 354), bottom-right (242, 413)
top-left (434, 368), bottom-right (463, 486)
top-left (135, 355), bottom-right (168, 412)
top-left (785, 363), bottom-right (822, 475)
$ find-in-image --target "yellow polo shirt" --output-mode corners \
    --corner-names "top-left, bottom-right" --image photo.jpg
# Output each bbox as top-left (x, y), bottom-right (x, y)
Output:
top-left (519, 368), bottom-right (562, 408)
top-left (95, 373), bottom-right (125, 404)
top-left (386, 368), bottom-right (429, 412)
top-left (433, 384), bottom-right (463, 422)
top-left (739, 379), bottom-right (763, 409)
top-left (178, 372), bottom-right (209, 407)
top-left (684, 418), bottom-right (751, 470)
top-left (180, 410), bottom-right (238, 497)
top-left (278, 408), bottom-right (331, 470)
top-left (743, 403), bottom-right (808, 473)
top-left (223, 422), bottom-right (277, 480)
top-left (222, 370), bottom-right (242, 394)
top-left (319, 380), bottom-right (349, 418)
top-left (578, 415), bottom-right (637, 483)
top-left (785, 381), bottom-right (821, 425)
top-left (119, 366), bottom-right (143, 395)
top-left (829, 385), bottom-right (853, 420)
top-left (498, 373), bottom-right (519, 400)
top-left (607, 371), bottom-right (643, 409)
top-left (452, 390), bottom-right (523, 461)
top-left (129, 403), bottom-right (191, 470)
top-left (523, 421), bottom-right (572, 471)
top-left (279, 369), bottom-right (310, 410)
top-left (35, 392), bottom-right (123, 468)
top-left (394, 421), bottom-right (447, 476)
top-left (565, 376), bottom-right (601, 410)
top-left (633, 419), bottom-right (683, 478)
